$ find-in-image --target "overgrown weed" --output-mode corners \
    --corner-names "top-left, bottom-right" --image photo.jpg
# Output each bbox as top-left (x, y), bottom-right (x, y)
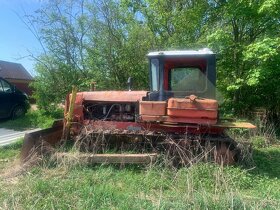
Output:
top-left (1, 128), bottom-right (280, 209)
top-left (229, 115), bottom-right (278, 148)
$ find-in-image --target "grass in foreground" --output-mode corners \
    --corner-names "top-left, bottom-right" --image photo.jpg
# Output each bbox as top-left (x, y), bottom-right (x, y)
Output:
top-left (0, 142), bottom-right (280, 209)
top-left (0, 139), bottom-right (23, 171)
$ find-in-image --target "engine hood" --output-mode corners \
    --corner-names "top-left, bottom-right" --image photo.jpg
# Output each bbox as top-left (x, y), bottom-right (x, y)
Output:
top-left (79, 91), bottom-right (147, 103)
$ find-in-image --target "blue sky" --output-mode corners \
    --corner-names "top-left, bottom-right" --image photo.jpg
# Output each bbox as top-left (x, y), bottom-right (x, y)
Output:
top-left (0, 0), bottom-right (44, 75)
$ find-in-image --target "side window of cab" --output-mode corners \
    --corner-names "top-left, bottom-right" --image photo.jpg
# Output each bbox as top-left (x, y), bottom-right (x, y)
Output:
top-left (0, 79), bottom-right (12, 93)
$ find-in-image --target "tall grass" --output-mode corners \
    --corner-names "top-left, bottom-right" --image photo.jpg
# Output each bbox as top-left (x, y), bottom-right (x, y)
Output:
top-left (230, 114), bottom-right (278, 147)
top-left (1, 118), bottom-right (280, 210)
top-left (1, 160), bottom-right (280, 209)
top-left (1, 140), bottom-right (280, 209)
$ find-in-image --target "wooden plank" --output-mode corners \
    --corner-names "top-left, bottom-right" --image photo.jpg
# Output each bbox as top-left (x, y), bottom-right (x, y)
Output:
top-left (57, 153), bottom-right (157, 164)
top-left (214, 122), bottom-right (256, 129)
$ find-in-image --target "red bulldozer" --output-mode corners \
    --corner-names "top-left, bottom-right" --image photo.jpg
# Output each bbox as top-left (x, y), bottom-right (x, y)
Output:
top-left (21, 49), bottom-right (255, 165)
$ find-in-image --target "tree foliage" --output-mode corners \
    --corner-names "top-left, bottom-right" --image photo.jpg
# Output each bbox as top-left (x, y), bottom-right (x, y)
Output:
top-left (28, 0), bottom-right (280, 121)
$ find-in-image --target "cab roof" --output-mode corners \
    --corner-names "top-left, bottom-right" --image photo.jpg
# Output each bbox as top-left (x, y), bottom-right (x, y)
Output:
top-left (147, 48), bottom-right (214, 57)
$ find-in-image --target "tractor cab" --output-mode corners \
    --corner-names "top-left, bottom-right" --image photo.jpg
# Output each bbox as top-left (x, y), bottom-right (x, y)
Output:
top-left (146, 49), bottom-right (216, 101)
top-left (140, 49), bottom-right (218, 125)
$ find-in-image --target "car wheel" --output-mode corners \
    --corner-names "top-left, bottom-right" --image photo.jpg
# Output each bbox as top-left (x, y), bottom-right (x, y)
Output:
top-left (12, 105), bottom-right (26, 119)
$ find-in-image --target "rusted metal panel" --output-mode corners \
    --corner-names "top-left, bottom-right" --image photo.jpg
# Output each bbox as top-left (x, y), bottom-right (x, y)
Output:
top-left (167, 109), bottom-right (217, 119)
top-left (72, 93), bottom-right (84, 122)
top-left (167, 97), bottom-right (218, 121)
top-left (139, 101), bottom-right (166, 116)
top-left (168, 97), bottom-right (218, 109)
top-left (82, 91), bottom-right (147, 102)
top-left (141, 115), bottom-right (217, 125)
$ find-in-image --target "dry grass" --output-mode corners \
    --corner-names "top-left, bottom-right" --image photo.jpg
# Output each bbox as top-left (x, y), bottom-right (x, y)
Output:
top-left (1, 150), bottom-right (280, 209)
top-left (1, 125), bottom-right (280, 209)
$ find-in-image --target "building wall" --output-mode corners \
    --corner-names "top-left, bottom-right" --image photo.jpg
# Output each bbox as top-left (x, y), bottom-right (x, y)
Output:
top-left (6, 78), bottom-right (34, 99)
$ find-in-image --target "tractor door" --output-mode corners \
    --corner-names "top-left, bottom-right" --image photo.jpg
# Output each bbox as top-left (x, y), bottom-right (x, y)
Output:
top-left (147, 52), bottom-right (216, 101)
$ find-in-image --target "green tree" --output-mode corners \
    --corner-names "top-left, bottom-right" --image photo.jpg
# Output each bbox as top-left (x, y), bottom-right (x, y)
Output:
top-left (86, 0), bottom-right (155, 90)
top-left (29, 0), bottom-right (155, 111)
top-left (124, 0), bottom-right (209, 49)
top-left (206, 0), bottom-right (280, 117)
top-left (26, 0), bottom-right (280, 122)
top-left (26, 0), bottom-right (93, 111)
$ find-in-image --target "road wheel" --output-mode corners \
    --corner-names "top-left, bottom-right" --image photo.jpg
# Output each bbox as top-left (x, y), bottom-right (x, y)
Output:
top-left (12, 105), bottom-right (26, 119)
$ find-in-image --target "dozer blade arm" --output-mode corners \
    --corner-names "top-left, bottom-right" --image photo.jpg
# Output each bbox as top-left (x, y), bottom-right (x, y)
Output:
top-left (20, 120), bottom-right (63, 163)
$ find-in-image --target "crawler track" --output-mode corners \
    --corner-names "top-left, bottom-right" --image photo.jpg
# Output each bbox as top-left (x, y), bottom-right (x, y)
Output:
top-left (75, 128), bottom-right (239, 166)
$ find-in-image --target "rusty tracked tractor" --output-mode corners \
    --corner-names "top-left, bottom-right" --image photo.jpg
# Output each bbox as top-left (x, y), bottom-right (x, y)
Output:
top-left (21, 49), bottom-right (255, 165)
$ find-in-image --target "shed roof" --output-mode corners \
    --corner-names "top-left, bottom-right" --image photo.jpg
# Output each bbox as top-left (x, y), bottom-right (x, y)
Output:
top-left (0, 60), bottom-right (33, 81)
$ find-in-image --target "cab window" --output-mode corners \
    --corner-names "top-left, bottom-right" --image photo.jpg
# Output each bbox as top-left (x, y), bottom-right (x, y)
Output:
top-left (169, 67), bottom-right (206, 91)
top-left (150, 59), bottom-right (159, 91)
